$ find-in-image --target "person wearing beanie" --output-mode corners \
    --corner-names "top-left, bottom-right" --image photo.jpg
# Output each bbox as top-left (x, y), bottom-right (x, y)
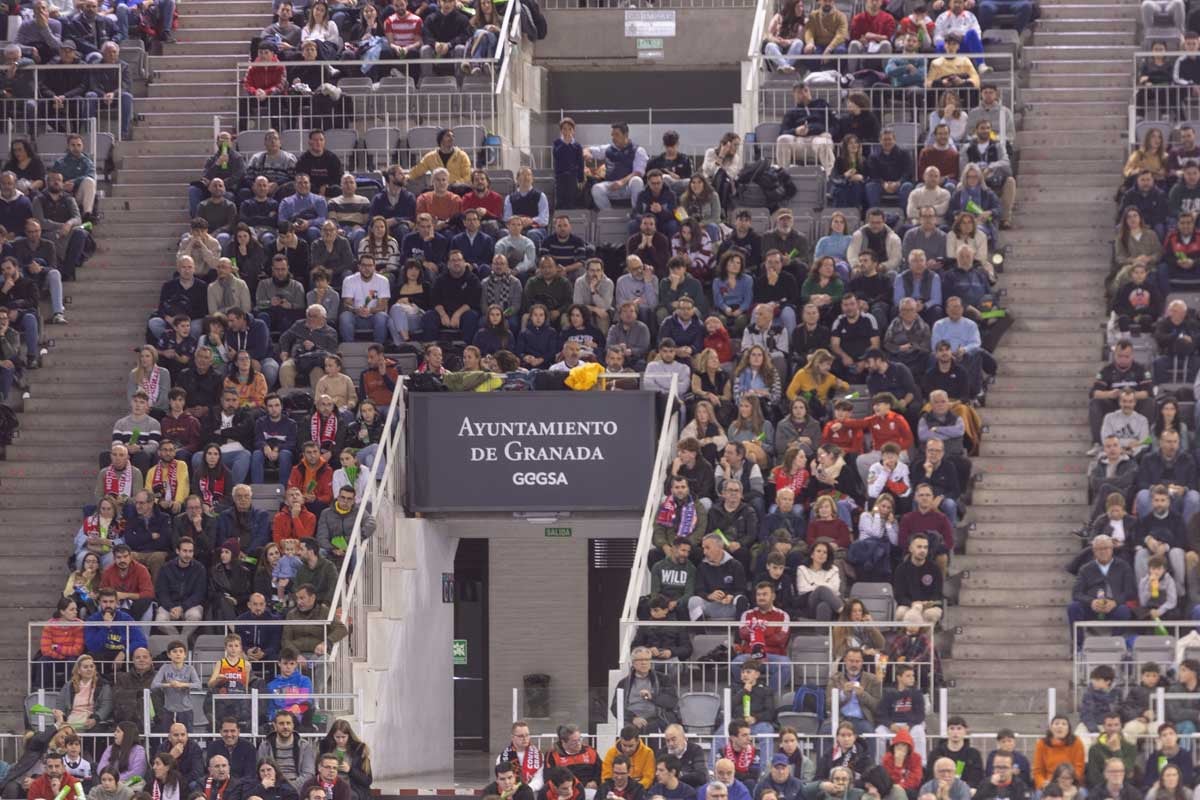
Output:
top-left (208, 538), bottom-right (252, 620)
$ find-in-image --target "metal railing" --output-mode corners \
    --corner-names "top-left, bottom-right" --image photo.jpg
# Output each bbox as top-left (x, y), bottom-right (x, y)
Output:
top-left (618, 373), bottom-right (681, 661)
top-left (1071, 619), bottom-right (1200, 705)
top-left (742, 52), bottom-right (1016, 147)
top-left (0, 63), bottom-right (125, 142)
top-left (232, 0), bottom-right (521, 138)
top-left (1129, 50), bottom-right (1200, 150)
top-left (541, 0), bottom-right (754, 8)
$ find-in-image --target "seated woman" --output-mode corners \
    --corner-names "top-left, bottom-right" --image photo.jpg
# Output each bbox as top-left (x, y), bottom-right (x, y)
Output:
top-left (813, 212), bottom-right (853, 277)
top-left (192, 444), bottom-right (235, 516)
top-left (389, 260), bottom-right (431, 344)
top-left (224, 225), bottom-right (269, 297)
top-left (54, 655), bottom-right (112, 731)
top-left (96, 722), bottom-right (149, 785)
top-left (946, 164), bottom-right (1001, 246)
top-left (348, 400), bottom-right (385, 470)
top-left (712, 250), bottom-right (754, 338)
top-left (558, 305), bottom-right (605, 363)
top-left (319, 719), bottom-right (374, 800)
top-left (89, 766), bottom-right (135, 800)
top-left (677, 174), bottom-right (724, 243)
top-left (1111, 206), bottom-right (1163, 292)
top-left (795, 539), bottom-right (844, 620)
top-left (64, 552), bottom-right (103, 616)
top-left (671, 218), bottom-right (716, 284)
top-left (732, 345), bottom-right (783, 415)
top-left (1137, 41), bottom-right (1174, 120)
top-left (243, 759), bottom-right (299, 800)
top-left (128, 345), bottom-right (172, 418)
top-left (36, 597), bottom-right (85, 689)
top-left (224, 350), bottom-right (269, 409)
top-left (73, 495), bottom-right (123, 571)
top-left (1121, 126), bottom-right (1169, 193)
top-left (945, 211), bottom-right (990, 279)
top-left (786, 348), bottom-right (849, 420)
top-left (775, 397), bottom-right (822, 459)
top-left (807, 443), bottom-right (863, 526)
top-left (800, 256), bottom-right (846, 327)
top-left (831, 134), bottom-right (868, 212)
top-left (678, 398), bottom-right (729, 465)
top-left (762, 0), bottom-right (805, 72)
top-left (4, 138), bottom-right (46, 196)
top-left (728, 395), bottom-right (777, 478)
top-left (210, 538), bottom-right (253, 620)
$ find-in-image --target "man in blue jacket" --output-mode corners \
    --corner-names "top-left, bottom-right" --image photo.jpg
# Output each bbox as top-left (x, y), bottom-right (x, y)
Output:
top-left (217, 484), bottom-right (273, 557)
top-left (86, 588), bottom-right (149, 664)
top-left (1067, 535), bottom-right (1136, 648)
top-left (237, 592), bottom-right (283, 663)
top-left (124, 490), bottom-right (174, 580)
top-left (154, 537), bottom-right (207, 629)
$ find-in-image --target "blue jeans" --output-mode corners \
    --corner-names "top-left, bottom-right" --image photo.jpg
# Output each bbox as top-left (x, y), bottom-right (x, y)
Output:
top-left (0, 362), bottom-right (13, 401)
top-left (420, 308), bottom-right (480, 343)
top-left (147, 317), bottom-right (205, 341)
top-left (1134, 488), bottom-right (1200, 525)
top-left (191, 449), bottom-right (250, 485)
top-left (470, 29), bottom-right (497, 65)
top-left (14, 311), bottom-right (38, 358)
top-left (1066, 601), bottom-right (1133, 647)
top-left (865, 180), bottom-right (914, 212)
top-left (936, 29), bottom-right (984, 64)
top-left (338, 310), bottom-right (390, 343)
top-left (1176, 720), bottom-right (1196, 752)
top-left (85, 90), bottom-right (134, 138)
top-left (28, 267), bottom-right (64, 315)
top-left (251, 447), bottom-right (294, 485)
top-left (831, 180), bottom-right (867, 210)
top-left (764, 39), bottom-right (805, 70)
top-left (977, 0), bottom-right (1033, 31)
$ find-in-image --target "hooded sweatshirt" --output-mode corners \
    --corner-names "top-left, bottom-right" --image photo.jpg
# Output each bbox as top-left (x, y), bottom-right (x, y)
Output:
top-left (882, 729), bottom-right (924, 793)
top-left (694, 550), bottom-right (748, 601)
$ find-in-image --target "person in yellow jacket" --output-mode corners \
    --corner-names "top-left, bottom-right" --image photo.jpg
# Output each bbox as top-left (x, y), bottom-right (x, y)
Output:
top-left (408, 128), bottom-right (473, 191)
top-left (600, 725), bottom-right (659, 788)
top-left (786, 348), bottom-right (850, 411)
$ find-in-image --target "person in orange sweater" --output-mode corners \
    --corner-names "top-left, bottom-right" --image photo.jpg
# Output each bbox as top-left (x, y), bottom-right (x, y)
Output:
top-left (856, 392), bottom-right (915, 486)
top-left (286, 441), bottom-right (334, 516)
top-left (1032, 716), bottom-right (1085, 790)
top-left (272, 486), bottom-right (317, 545)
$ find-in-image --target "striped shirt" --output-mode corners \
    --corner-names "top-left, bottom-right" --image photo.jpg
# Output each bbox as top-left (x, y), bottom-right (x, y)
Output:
top-left (385, 12), bottom-right (422, 47)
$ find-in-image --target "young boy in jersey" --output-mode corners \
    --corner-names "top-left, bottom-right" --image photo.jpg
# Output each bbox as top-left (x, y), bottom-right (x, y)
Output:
top-left (209, 633), bottom-right (253, 724)
top-left (62, 735), bottom-right (93, 784)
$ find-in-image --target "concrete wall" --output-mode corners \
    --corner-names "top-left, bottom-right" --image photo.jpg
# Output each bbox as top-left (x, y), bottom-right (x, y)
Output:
top-left (534, 8), bottom-right (754, 66)
top-left (367, 517), bottom-right (459, 779)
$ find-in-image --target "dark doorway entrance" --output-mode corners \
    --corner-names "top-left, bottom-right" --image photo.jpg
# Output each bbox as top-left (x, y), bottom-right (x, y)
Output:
top-left (454, 538), bottom-right (489, 750)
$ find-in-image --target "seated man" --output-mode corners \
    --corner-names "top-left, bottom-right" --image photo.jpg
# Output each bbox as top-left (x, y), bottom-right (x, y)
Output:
top-left (401, 212), bottom-right (451, 275)
top-left (1100, 388), bottom-right (1151, 459)
top-left (495, 215), bottom-right (538, 277)
top-left (452, 207), bottom-right (497, 272)
top-left (589, 123), bottom-right (648, 211)
top-left (368, 165), bottom-right (417, 242)
top-left (111, 390), bottom-right (162, 473)
top-left (930, 296), bottom-right (992, 398)
top-left (611, 650), bottom-right (679, 737)
top-left (252, 393), bottom-right (298, 485)
top-left (899, 483), bottom-right (955, 571)
top-left (12, 220), bottom-right (67, 325)
top-left (96, 443), bottom-right (143, 505)
top-left (1133, 484), bottom-right (1190, 590)
top-left (830, 293), bottom-right (881, 380)
top-left (125, 490), bottom-right (174, 582)
top-left (34, 170), bottom-right (91, 284)
top-left (1084, 713), bottom-right (1138, 790)
top-left (631, 169), bottom-right (678, 238)
top-left (854, 391), bottom-right (916, 487)
top-left (339, 254), bottom-right (391, 344)
top-left (279, 304), bottom-right (339, 389)
top-left (687, 533), bottom-right (749, 621)
top-left (1089, 340), bottom-right (1153, 454)
top-left (822, 648), bottom-right (880, 736)
top-left (419, 0), bottom-right (469, 72)
top-left (422, 250), bottom-right (482, 342)
top-left (51, 132), bottom-right (97, 221)
top-left (848, 209), bottom-right (903, 272)
top-left (1067, 535), bottom-right (1136, 646)
top-left (505, 166), bottom-right (551, 244)
top-left (278, 174), bottom-right (328, 245)
top-left (416, 168), bottom-right (464, 232)
top-left (327, 173), bottom-right (371, 249)
top-left (257, 706), bottom-right (315, 783)
top-left (256, 254), bottom-right (306, 334)
top-left (153, 536), bottom-right (207, 629)
top-left (146, 438), bottom-right (189, 516)
top-left (893, 532), bottom-right (944, 623)
top-left (714, 442), bottom-right (766, 515)
top-left (910, 437), bottom-right (962, 522)
top-left (731, 582), bottom-right (790, 690)
top-left (627, 214), bottom-right (671, 276)
top-left (965, 85), bottom-right (1017, 145)
top-left (894, 249), bottom-right (944, 325)
top-left (865, 128), bottom-right (915, 213)
top-left (874, 663), bottom-right (926, 759)
top-left (460, 170), bottom-right (504, 234)
top-left (245, 129), bottom-right (298, 203)
top-left (85, 41), bottom-right (133, 139)
top-left (287, 441), bottom-right (334, 517)
top-left (849, 0), bottom-right (895, 55)
top-left (803, 0), bottom-right (849, 58)
top-left (0, 256), bottom-right (41, 369)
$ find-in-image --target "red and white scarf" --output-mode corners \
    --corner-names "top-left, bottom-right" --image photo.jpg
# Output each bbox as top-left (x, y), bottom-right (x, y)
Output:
top-left (140, 367), bottom-right (162, 404)
top-left (722, 741), bottom-right (757, 774)
top-left (150, 460), bottom-right (179, 500)
top-left (199, 473), bottom-right (227, 506)
top-left (311, 412), bottom-right (338, 446)
top-left (498, 744), bottom-right (542, 785)
top-left (103, 466), bottom-right (134, 498)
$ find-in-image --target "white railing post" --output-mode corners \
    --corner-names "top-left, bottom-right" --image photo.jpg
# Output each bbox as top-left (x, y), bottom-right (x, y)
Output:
top-left (616, 688), bottom-right (625, 730)
top-left (939, 687), bottom-right (948, 736)
top-left (251, 687), bottom-right (260, 738)
top-left (513, 686), bottom-right (520, 723)
top-left (1155, 686), bottom-right (1165, 725)
top-left (722, 686), bottom-right (732, 739)
top-left (36, 689), bottom-right (45, 732)
top-left (1047, 687), bottom-right (1056, 725)
top-left (142, 688), bottom-right (152, 741)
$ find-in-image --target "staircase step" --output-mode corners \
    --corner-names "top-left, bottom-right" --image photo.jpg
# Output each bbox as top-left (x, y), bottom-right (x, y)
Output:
top-left (952, 642), bottom-right (1069, 660)
top-left (943, 657), bottom-right (1072, 679)
top-left (967, 537), bottom-right (1080, 556)
top-left (973, 488), bottom-right (1089, 506)
top-left (1033, 29), bottom-right (1137, 42)
top-left (959, 586), bottom-right (1073, 606)
top-left (972, 470), bottom-right (1088, 489)
top-left (951, 605), bottom-right (1068, 626)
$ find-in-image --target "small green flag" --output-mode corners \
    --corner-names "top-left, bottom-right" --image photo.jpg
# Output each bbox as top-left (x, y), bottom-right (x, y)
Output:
top-left (964, 200), bottom-right (984, 216)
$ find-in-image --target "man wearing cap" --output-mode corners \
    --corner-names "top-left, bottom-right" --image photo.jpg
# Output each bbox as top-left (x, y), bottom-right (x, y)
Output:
top-left (755, 755), bottom-right (802, 800)
top-left (410, 128), bottom-right (472, 192)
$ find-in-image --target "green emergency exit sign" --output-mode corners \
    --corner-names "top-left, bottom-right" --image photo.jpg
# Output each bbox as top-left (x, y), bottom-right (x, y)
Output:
top-left (637, 37), bottom-right (664, 49)
top-left (545, 527), bottom-right (573, 538)
top-left (453, 639), bottom-right (468, 665)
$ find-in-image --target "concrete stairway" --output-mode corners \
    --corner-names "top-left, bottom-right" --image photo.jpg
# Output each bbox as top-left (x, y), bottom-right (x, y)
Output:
top-left (940, 0), bottom-right (1137, 734)
top-left (0, 1), bottom-right (266, 728)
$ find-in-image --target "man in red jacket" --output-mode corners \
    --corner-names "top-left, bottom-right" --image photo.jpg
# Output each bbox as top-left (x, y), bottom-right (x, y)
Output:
top-left (855, 392), bottom-right (915, 486)
top-left (240, 45), bottom-right (286, 128)
top-left (732, 582), bottom-right (791, 691)
top-left (27, 751), bottom-right (81, 800)
top-left (99, 544), bottom-right (156, 620)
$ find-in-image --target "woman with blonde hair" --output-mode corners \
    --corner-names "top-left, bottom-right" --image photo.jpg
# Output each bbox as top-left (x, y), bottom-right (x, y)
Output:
top-left (691, 349), bottom-right (733, 422)
top-left (128, 344), bottom-right (171, 415)
top-left (786, 348), bottom-right (849, 413)
top-left (54, 654), bottom-right (112, 729)
top-left (679, 399), bottom-right (729, 465)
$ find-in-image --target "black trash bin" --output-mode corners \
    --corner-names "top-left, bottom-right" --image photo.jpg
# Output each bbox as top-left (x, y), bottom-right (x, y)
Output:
top-left (523, 673), bottom-right (551, 718)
